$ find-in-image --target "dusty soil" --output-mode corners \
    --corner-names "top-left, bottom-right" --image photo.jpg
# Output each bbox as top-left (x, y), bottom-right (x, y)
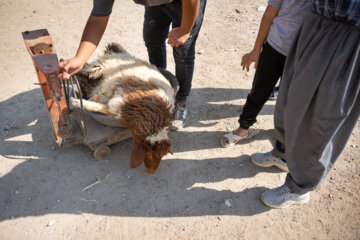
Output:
top-left (0, 0), bottom-right (359, 239)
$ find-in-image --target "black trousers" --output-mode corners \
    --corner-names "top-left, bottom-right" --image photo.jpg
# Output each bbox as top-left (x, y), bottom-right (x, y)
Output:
top-left (239, 42), bottom-right (286, 129)
top-left (143, 0), bottom-right (207, 102)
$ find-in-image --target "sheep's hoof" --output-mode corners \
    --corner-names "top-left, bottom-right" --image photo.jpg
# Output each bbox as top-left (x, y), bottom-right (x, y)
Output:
top-left (93, 145), bottom-right (111, 160)
top-left (70, 97), bottom-right (80, 108)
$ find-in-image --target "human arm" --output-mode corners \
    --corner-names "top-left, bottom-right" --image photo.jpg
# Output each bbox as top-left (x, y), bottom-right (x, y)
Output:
top-left (59, 15), bottom-right (109, 80)
top-left (241, 5), bottom-right (280, 71)
top-left (167, 0), bottom-right (200, 47)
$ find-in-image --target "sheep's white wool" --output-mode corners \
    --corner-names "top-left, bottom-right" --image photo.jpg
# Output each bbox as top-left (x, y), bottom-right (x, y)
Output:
top-left (107, 96), bottom-right (124, 119)
top-left (146, 127), bottom-right (169, 144)
top-left (156, 89), bottom-right (173, 110)
top-left (98, 53), bottom-right (175, 108)
top-left (76, 43), bottom-right (176, 138)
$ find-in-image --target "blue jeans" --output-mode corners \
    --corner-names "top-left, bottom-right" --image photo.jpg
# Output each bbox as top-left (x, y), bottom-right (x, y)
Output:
top-left (143, 0), bottom-right (206, 102)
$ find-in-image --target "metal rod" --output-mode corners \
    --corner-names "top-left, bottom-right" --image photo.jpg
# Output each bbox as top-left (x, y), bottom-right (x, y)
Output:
top-left (61, 78), bottom-right (69, 109)
top-left (70, 75), bottom-right (87, 139)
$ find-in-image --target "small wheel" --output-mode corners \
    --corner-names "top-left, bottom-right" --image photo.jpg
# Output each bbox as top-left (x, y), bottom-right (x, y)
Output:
top-left (93, 145), bottom-right (111, 160)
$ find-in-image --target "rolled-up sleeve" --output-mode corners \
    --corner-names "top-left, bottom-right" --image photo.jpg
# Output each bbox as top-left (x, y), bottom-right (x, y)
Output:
top-left (91, 0), bottom-right (115, 16)
top-left (268, 0), bottom-right (283, 8)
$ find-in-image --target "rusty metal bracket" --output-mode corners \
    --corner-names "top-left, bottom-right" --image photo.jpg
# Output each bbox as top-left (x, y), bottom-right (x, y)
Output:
top-left (22, 29), bottom-right (72, 146)
top-left (22, 29), bottom-right (131, 159)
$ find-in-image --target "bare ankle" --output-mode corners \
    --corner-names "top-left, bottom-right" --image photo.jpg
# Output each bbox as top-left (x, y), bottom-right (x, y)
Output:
top-left (234, 127), bottom-right (249, 136)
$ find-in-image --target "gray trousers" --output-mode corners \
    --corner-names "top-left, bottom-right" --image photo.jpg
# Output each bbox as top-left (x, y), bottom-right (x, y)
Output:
top-left (271, 12), bottom-right (360, 194)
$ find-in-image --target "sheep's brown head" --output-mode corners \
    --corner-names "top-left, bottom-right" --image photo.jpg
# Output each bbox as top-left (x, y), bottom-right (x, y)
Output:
top-left (119, 80), bottom-right (174, 174)
top-left (130, 139), bottom-right (172, 174)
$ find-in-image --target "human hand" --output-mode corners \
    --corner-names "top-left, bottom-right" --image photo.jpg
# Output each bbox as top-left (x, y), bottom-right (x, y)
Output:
top-left (58, 57), bottom-right (85, 80)
top-left (167, 27), bottom-right (190, 48)
top-left (241, 49), bottom-right (261, 72)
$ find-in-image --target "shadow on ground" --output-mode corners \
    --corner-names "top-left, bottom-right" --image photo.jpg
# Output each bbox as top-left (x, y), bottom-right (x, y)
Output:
top-left (187, 87), bottom-right (276, 128)
top-left (0, 88), bottom-right (278, 221)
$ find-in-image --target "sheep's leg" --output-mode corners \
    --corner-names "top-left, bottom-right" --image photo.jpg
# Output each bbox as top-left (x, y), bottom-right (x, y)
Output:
top-left (88, 94), bottom-right (100, 102)
top-left (105, 43), bottom-right (126, 54)
top-left (79, 61), bottom-right (104, 80)
top-left (157, 67), bottom-right (179, 94)
top-left (70, 97), bottom-right (110, 115)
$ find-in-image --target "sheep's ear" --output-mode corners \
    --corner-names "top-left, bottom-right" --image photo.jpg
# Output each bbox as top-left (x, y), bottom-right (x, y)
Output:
top-left (130, 143), bottom-right (145, 168)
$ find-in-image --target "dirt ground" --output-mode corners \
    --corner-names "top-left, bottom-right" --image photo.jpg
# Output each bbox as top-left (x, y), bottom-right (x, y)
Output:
top-left (0, 0), bottom-right (359, 239)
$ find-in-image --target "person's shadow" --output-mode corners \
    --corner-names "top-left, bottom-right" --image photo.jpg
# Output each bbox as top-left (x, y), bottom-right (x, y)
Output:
top-left (0, 88), bottom-right (278, 222)
top-left (186, 87), bottom-right (276, 128)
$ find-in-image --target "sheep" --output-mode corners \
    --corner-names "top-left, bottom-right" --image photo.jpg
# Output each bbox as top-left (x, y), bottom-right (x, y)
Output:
top-left (71, 43), bottom-right (178, 174)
